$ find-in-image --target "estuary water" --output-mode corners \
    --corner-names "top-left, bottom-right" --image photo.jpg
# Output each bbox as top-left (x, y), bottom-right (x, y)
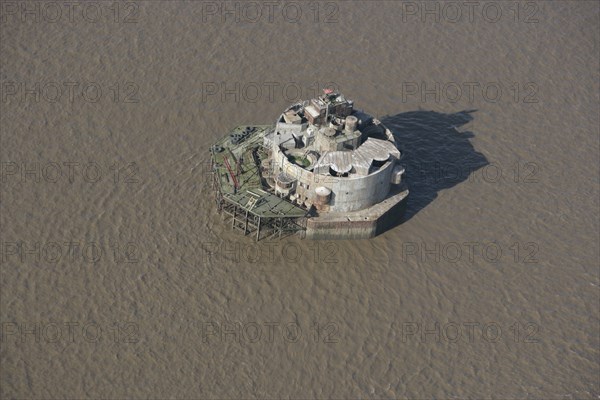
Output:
top-left (1, 1), bottom-right (599, 398)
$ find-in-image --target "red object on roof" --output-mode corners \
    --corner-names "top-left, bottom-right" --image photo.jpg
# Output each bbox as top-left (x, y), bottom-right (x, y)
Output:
top-left (223, 156), bottom-right (238, 190)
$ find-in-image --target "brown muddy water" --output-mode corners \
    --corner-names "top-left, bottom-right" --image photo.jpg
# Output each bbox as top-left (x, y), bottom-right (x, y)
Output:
top-left (1, 1), bottom-right (599, 398)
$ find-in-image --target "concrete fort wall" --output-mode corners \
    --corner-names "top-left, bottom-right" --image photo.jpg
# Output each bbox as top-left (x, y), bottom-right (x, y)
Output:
top-left (326, 161), bottom-right (394, 212)
top-left (305, 189), bottom-right (408, 240)
top-left (272, 146), bottom-right (395, 213)
top-left (306, 218), bottom-right (377, 240)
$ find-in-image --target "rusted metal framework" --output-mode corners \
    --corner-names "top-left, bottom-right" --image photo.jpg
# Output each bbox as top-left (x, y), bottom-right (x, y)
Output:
top-left (211, 159), bottom-right (306, 240)
top-left (215, 193), bottom-right (306, 240)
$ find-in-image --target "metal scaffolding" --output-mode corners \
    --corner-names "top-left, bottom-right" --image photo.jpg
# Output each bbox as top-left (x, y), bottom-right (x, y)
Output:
top-left (213, 185), bottom-right (306, 241)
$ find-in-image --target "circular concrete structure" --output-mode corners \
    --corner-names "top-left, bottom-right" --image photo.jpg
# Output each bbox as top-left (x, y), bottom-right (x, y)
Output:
top-left (265, 91), bottom-right (404, 213)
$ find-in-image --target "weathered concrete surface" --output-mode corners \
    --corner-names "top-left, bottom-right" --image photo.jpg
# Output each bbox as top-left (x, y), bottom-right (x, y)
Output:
top-left (305, 189), bottom-right (409, 239)
top-left (273, 147), bottom-right (400, 213)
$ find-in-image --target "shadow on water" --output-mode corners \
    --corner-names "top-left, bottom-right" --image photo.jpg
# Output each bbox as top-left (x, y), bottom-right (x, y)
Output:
top-left (381, 109), bottom-right (488, 223)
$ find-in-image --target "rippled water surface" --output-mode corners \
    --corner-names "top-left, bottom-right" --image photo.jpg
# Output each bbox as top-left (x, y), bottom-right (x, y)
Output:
top-left (1, 1), bottom-right (599, 398)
